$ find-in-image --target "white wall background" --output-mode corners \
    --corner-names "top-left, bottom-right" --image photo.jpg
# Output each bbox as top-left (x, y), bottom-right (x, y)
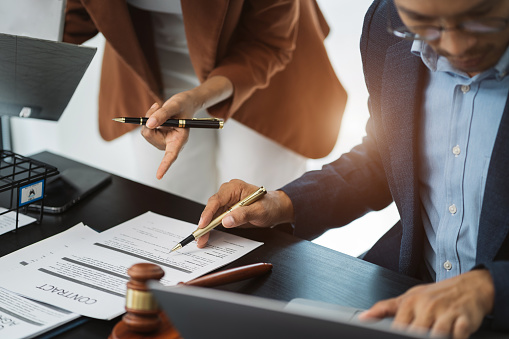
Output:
top-left (9, 0), bottom-right (399, 257)
top-left (309, 1), bottom-right (400, 256)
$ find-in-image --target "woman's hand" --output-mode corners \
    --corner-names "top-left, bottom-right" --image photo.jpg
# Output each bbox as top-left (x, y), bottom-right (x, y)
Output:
top-left (141, 76), bottom-right (233, 179)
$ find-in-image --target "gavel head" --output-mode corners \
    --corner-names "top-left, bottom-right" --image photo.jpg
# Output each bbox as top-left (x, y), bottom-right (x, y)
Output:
top-left (123, 263), bottom-right (165, 333)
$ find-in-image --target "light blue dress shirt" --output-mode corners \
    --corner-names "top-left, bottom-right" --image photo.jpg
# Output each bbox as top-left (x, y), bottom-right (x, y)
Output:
top-left (413, 41), bottom-right (509, 282)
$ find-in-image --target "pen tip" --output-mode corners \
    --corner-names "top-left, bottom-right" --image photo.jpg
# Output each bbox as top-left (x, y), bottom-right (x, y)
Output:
top-left (112, 118), bottom-right (125, 123)
top-left (170, 244), bottom-right (182, 252)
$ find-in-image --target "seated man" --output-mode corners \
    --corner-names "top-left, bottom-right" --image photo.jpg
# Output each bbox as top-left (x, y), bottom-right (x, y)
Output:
top-left (195, 0), bottom-right (509, 338)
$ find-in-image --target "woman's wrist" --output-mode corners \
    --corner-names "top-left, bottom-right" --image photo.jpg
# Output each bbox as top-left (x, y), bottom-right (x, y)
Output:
top-left (189, 75), bottom-right (233, 112)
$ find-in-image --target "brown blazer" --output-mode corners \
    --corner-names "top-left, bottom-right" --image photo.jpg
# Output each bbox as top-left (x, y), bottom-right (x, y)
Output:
top-left (64, 0), bottom-right (347, 158)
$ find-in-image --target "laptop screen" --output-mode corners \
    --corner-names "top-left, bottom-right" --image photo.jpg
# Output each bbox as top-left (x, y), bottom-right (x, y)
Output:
top-left (148, 282), bottom-right (431, 339)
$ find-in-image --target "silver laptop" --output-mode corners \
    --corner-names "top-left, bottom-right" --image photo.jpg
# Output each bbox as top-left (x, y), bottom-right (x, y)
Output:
top-left (148, 282), bottom-right (433, 339)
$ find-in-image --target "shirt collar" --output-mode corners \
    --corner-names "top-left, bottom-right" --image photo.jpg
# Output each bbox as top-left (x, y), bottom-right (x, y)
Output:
top-left (494, 45), bottom-right (509, 80)
top-left (411, 40), bottom-right (509, 80)
top-left (411, 40), bottom-right (439, 71)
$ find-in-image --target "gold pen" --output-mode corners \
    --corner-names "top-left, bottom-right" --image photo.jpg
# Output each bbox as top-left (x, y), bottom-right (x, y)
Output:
top-left (171, 186), bottom-right (267, 252)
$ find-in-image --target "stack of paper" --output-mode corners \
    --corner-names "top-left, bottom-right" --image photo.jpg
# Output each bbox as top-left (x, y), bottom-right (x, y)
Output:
top-left (0, 211), bottom-right (263, 338)
top-left (0, 223), bottom-right (94, 339)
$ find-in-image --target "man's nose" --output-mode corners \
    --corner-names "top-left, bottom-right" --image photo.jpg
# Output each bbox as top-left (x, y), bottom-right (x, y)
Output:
top-left (437, 29), bottom-right (477, 56)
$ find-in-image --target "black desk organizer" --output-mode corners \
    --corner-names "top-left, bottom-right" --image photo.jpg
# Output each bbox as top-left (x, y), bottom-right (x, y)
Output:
top-left (0, 150), bottom-right (59, 230)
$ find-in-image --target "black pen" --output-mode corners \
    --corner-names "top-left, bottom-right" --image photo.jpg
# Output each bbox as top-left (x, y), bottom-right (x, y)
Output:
top-left (112, 117), bottom-right (224, 129)
top-left (171, 187), bottom-right (267, 252)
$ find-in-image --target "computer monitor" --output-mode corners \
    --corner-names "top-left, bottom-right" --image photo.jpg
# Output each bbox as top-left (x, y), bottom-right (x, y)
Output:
top-left (0, 33), bottom-right (96, 121)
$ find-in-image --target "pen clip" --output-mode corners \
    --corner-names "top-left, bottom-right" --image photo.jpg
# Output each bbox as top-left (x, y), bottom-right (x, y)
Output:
top-left (191, 118), bottom-right (223, 122)
top-left (239, 187), bottom-right (267, 206)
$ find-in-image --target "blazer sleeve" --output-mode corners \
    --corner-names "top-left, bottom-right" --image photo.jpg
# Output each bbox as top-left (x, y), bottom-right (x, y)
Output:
top-left (280, 114), bottom-right (394, 240)
top-left (207, 0), bottom-right (299, 118)
top-left (62, 0), bottom-right (99, 45)
top-left (478, 261), bottom-right (509, 330)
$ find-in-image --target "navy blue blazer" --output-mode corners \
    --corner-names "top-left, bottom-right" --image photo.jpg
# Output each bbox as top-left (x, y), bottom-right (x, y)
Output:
top-left (281, 0), bottom-right (509, 330)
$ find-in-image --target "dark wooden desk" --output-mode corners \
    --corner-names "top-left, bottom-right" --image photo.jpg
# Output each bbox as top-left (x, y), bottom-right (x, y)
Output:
top-left (0, 151), bottom-right (423, 339)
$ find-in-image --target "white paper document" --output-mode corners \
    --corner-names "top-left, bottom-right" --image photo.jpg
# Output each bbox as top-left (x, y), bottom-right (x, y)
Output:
top-left (0, 223), bottom-right (97, 339)
top-left (0, 207), bottom-right (36, 236)
top-left (0, 223), bottom-right (97, 273)
top-left (0, 287), bottom-right (79, 339)
top-left (1, 212), bottom-right (263, 319)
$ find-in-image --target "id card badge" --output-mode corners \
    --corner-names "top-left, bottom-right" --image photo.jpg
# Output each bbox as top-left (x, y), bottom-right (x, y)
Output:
top-left (19, 179), bottom-right (45, 207)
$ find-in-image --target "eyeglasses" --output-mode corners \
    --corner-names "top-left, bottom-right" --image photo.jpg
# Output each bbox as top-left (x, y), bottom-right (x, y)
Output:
top-left (387, 2), bottom-right (509, 41)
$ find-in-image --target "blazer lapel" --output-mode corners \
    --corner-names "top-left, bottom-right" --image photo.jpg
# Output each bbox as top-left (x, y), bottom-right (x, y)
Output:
top-left (82, 0), bottom-right (234, 95)
top-left (81, 0), bottom-right (161, 93)
top-left (181, 0), bottom-right (233, 81)
top-left (477, 99), bottom-right (509, 264)
top-left (380, 40), bottom-right (426, 276)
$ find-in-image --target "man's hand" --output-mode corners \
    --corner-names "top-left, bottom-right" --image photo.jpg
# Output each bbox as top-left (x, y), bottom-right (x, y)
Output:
top-left (196, 179), bottom-right (295, 248)
top-left (359, 269), bottom-right (494, 339)
top-left (141, 76), bottom-right (233, 179)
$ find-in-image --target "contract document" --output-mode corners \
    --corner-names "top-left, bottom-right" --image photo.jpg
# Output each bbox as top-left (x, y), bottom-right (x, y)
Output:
top-left (1, 212), bottom-right (263, 319)
top-left (0, 288), bottom-right (80, 339)
top-left (1, 223), bottom-right (97, 273)
top-left (0, 223), bottom-right (97, 339)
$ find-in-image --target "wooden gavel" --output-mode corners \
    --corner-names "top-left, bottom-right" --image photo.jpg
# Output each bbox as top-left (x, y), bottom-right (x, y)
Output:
top-left (109, 262), bottom-right (273, 339)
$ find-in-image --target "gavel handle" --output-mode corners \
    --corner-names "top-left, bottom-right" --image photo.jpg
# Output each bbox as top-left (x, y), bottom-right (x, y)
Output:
top-left (181, 263), bottom-right (272, 287)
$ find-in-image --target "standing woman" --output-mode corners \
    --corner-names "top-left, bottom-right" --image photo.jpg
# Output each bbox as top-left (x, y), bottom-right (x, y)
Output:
top-left (64, 0), bottom-right (347, 203)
